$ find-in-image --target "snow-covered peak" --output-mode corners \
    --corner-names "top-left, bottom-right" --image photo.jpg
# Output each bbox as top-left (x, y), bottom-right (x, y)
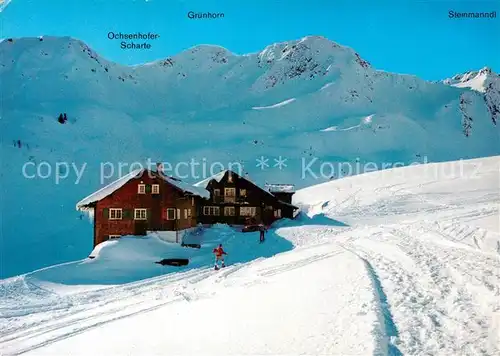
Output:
top-left (0, 35), bottom-right (116, 80)
top-left (443, 67), bottom-right (497, 93)
top-left (1, 35), bottom-right (103, 61)
top-left (442, 67), bottom-right (500, 125)
top-left (178, 43), bottom-right (233, 63)
top-left (257, 35), bottom-right (369, 70)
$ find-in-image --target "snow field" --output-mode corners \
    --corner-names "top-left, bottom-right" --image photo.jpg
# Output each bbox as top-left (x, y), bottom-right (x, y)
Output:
top-left (2, 242), bottom-right (380, 355)
top-left (0, 157), bottom-right (498, 355)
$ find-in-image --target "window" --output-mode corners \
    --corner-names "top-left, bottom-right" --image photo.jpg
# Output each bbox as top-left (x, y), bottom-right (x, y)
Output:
top-left (184, 209), bottom-right (188, 219)
top-left (138, 184), bottom-right (146, 194)
top-left (240, 189), bottom-right (247, 197)
top-left (203, 206), bottom-right (220, 216)
top-left (240, 207), bottom-right (257, 217)
top-left (224, 188), bottom-right (236, 203)
top-left (166, 208), bottom-right (176, 220)
top-left (177, 209), bottom-right (181, 220)
top-left (227, 172), bottom-right (233, 183)
top-left (134, 208), bottom-right (147, 220)
top-left (188, 208), bottom-right (192, 217)
top-left (274, 209), bottom-right (282, 218)
top-left (213, 189), bottom-right (220, 202)
top-left (109, 235), bottom-right (121, 239)
top-left (265, 205), bottom-right (273, 210)
top-left (109, 208), bottom-right (122, 220)
top-left (152, 184), bottom-right (160, 194)
top-left (224, 206), bottom-right (235, 216)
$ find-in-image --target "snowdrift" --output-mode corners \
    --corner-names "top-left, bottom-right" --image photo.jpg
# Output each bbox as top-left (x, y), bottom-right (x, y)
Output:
top-left (294, 156), bottom-right (500, 254)
top-left (2, 225), bottom-right (293, 287)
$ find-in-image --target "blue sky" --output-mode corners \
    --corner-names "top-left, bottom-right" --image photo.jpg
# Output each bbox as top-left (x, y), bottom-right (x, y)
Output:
top-left (2, 0), bottom-right (499, 80)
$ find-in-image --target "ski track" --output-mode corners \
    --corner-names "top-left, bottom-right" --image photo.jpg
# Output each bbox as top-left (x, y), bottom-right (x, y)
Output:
top-left (343, 225), bottom-right (500, 355)
top-left (4, 298), bottom-right (185, 356)
top-left (0, 267), bottom-right (218, 354)
top-left (258, 250), bottom-right (345, 277)
top-left (1, 247), bottom-right (358, 355)
top-left (334, 242), bottom-right (402, 356)
top-left (2, 223), bottom-right (498, 355)
top-left (2, 221), bottom-right (498, 356)
top-left (360, 257), bottom-right (402, 356)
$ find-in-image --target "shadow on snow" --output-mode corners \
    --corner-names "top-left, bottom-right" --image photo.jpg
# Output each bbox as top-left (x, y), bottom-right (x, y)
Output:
top-left (282, 212), bottom-right (349, 227)
top-left (22, 224), bottom-right (294, 286)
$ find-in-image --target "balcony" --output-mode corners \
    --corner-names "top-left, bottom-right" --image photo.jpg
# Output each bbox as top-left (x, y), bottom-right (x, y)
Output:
top-left (211, 194), bottom-right (247, 204)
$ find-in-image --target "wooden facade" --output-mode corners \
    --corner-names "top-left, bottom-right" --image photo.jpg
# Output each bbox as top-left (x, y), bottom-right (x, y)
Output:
top-left (82, 170), bottom-right (200, 247)
top-left (195, 171), bottom-right (297, 226)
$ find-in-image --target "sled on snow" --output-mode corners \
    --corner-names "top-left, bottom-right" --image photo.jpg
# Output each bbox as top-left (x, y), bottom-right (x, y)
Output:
top-left (155, 258), bottom-right (189, 267)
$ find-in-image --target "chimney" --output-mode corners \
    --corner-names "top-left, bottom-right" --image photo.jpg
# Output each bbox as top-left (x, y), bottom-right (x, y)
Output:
top-left (156, 162), bottom-right (164, 175)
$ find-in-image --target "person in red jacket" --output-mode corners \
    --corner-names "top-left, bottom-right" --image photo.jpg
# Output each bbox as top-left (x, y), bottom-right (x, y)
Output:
top-left (213, 244), bottom-right (227, 270)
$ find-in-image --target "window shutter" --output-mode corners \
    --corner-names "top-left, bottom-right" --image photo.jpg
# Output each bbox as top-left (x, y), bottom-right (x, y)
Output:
top-left (145, 184), bottom-right (152, 193)
top-left (103, 208), bottom-right (109, 218)
top-left (123, 209), bottom-right (131, 219)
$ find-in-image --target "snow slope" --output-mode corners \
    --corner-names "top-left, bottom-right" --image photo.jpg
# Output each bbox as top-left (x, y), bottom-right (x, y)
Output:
top-left (1, 35), bottom-right (499, 277)
top-left (2, 250), bottom-right (378, 356)
top-left (0, 157), bottom-right (498, 355)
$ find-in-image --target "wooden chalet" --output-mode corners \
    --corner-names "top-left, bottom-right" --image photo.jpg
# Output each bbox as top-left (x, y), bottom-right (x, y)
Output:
top-left (193, 170), bottom-right (298, 226)
top-left (77, 166), bottom-right (298, 248)
top-left (265, 183), bottom-right (296, 219)
top-left (76, 165), bottom-right (209, 247)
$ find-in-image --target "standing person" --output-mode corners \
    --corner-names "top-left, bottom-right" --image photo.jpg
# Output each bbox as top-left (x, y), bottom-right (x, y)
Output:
top-left (213, 244), bottom-right (227, 270)
top-left (259, 224), bottom-right (266, 243)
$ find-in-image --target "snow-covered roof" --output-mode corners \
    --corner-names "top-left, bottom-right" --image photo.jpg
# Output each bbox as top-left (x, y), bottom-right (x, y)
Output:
top-left (162, 175), bottom-right (210, 199)
top-left (76, 169), bottom-right (209, 210)
top-left (265, 184), bottom-right (295, 193)
top-left (277, 200), bottom-right (299, 209)
top-left (193, 171), bottom-right (228, 189)
top-left (194, 170), bottom-right (276, 197)
top-left (76, 169), bottom-right (144, 210)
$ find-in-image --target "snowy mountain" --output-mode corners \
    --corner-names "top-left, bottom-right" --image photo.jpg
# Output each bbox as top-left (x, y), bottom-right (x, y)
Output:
top-left (443, 67), bottom-right (496, 92)
top-left (442, 67), bottom-right (500, 125)
top-left (1, 157), bottom-right (498, 355)
top-left (1, 35), bottom-right (499, 277)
